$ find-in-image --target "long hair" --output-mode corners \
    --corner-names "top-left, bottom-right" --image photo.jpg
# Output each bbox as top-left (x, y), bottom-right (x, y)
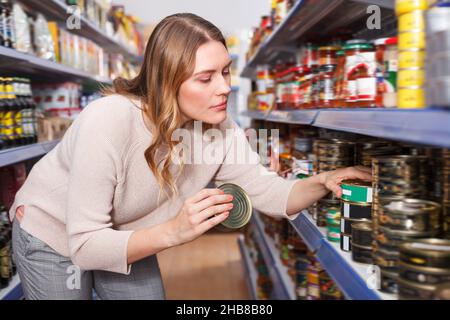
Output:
top-left (108, 13), bottom-right (227, 198)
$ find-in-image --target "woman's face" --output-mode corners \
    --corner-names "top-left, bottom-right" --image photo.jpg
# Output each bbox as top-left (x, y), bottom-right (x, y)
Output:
top-left (178, 40), bottom-right (232, 125)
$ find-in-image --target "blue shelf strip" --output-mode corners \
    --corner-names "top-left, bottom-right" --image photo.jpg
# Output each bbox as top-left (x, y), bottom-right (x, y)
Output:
top-left (242, 108), bottom-right (450, 148)
top-left (251, 213), bottom-right (295, 300)
top-left (289, 211), bottom-right (383, 300)
top-left (237, 236), bottom-right (258, 300)
top-left (0, 140), bottom-right (60, 168)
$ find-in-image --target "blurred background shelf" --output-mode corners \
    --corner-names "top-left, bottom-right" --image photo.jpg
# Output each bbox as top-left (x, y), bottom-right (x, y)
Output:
top-left (0, 140), bottom-right (61, 168)
top-left (0, 275), bottom-right (23, 300)
top-left (238, 235), bottom-right (258, 300)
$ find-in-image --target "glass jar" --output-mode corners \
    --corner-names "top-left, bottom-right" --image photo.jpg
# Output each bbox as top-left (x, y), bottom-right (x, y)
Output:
top-left (344, 42), bottom-right (376, 108)
top-left (334, 50), bottom-right (346, 107)
top-left (319, 46), bottom-right (339, 66)
top-left (383, 37), bottom-right (398, 108)
top-left (311, 67), bottom-right (320, 108)
top-left (302, 43), bottom-right (319, 68)
top-left (374, 38), bottom-right (389, 107)
top-left (301, 66), bottom-right (313, 109)
top-left (319, 64), bottom-right (337, 108)
top-left (290, 66), bottom-right (303, 109)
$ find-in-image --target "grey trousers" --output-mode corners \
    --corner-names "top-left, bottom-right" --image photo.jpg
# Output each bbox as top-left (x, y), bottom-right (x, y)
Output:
top-left (12, 218), bottom-right (166, 300)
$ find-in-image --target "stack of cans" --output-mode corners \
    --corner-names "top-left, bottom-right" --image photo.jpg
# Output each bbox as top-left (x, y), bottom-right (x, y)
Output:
top-left (356, 140), bottom-right (397, 166)
top-left (398, 239), bottom-right (450, 299)
top-left (396, 0), bottom-right (428, 108)
top-left (313, 139), bottom-right (355, 227)
top-left (306, 252), bottom-right (323, 300)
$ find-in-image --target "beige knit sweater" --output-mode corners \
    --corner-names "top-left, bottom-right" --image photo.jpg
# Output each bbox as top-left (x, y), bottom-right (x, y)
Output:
top-left (9, 94), bottom-right (297, 275)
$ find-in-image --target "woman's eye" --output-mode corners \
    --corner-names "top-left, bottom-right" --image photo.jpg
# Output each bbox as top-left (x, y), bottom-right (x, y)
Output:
top-left (223, 69), bottom-right (230, 75)
top-left (199, 78), bottom-right (211, 83)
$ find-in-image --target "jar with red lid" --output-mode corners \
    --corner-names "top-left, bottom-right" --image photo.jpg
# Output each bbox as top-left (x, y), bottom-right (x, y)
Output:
top-left (319, 46), bottom-right (339, 66)
top-left (290, 66), bottom-right (303, 109)
top-left (319, 64), bottom-right (337, 108)
top-left (302, 43), bottom-right (319, 68)
top-left (311, 67), bottom-right (320, 107)
top-left (344, 42), bottom-right (376, 108)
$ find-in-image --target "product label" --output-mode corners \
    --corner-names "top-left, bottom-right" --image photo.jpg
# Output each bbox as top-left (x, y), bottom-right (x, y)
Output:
top-left (346, 80), bottom-right (357, 101)
top-left (320, 78), bottom-right (335, 101)
top-left (343, 189), bottom-right (352, 196)
top-left (357, 77), bottom-right (377, 100)
top-left (341, 218), bottom-right (345, 233)
top-left (344, 203), bottom-right (350, 218)
top-left (343, 236), bottom-right (350, 251)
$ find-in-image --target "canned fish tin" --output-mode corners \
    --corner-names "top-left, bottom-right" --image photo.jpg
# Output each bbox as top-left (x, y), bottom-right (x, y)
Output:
top-left (399, 50), bottom-right (426, 68)
top-left (351, 243), bottom-right (373, 264)
top-left (341, 217), bottom-right (370, 235)
top-left (352, 222), bottom-right (373, 247)
top-left (399, 10), bottom-right (425, 32)
top-left (399, 239), bottom-right (450, 268)
top-left (398, 31), bottom-right (426, 50)
top-left (373, 245), bottom-right (399, 268)
top-left (399, 261), bottom-right (450, 285)
top-left (398, 86), bottom-right (425, 108)
top-left (398, 277), bottom-right (436, 300)
top-left (398, 68), bottom-right (425, 87)
top-left (327, 225), bottom-right (341, 242)
top-left (340, 233), bottom-right (352, 252)
top-left (341, 180), bottom-right (373, 203)
top-left (376, 226), bottom-right (438, 250)
top-left (341, 201), bottom-right (372, 219)
top-left (395, 0), bottom-right (428, 16)
top-left (380, 268), bottom-right (399, 294)
top-left (217, 183), bottom-right (252, 230)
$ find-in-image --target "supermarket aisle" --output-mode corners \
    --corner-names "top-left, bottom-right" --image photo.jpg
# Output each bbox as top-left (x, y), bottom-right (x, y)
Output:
top-left (158, 231), bottom-right (250, 300)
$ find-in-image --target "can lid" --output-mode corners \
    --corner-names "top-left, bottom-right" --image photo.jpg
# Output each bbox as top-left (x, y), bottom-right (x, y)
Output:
top-left (399, 239), bottom-right (450, 258)
top-left (374, 37), bottom-right (390, 46)
top-left (385, 37), bottom-right (398, 45)
top-left (217, 183), bottom-right (252, 230)
top-left (343, 43), bottom-right (374, 50)
top-left (341, 179), bottom-right (372, 188)
top-left (352, 221), bottom-right (373, 232)
top-left (318, 46), bottom-right (339, 51)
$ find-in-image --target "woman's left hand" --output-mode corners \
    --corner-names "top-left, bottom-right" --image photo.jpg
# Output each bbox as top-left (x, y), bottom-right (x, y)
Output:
top-left (320, 166), bottom-right (372, 198)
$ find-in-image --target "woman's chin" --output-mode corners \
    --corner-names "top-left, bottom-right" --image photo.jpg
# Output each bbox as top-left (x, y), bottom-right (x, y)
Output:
top-left (201, 111), bottom-right (227, 125)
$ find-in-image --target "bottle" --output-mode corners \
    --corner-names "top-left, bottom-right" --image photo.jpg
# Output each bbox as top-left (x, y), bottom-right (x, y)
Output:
top-left (0, 0), bottom-right (14, 48)
top-left (0, 77), bottom-right (6, 149)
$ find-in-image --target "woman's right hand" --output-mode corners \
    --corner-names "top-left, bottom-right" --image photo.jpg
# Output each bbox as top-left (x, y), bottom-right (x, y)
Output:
top-left (166, 189), bottom-right (234, 246)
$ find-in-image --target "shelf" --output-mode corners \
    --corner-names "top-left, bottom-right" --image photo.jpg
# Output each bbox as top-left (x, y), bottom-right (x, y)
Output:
top-left (0, 140), bottom-right (60, 168)
top-left (242, 108), bottom-right (450, 148)
top-left (237, 235), bottom-right (258, 300)
top-left (289, 210), bottom-right (396, 300)
top-left (0, 275), bottom-right (23, 300)
top-left (252, 212), bottom-right (296, 300)
top-left (16, 0), bottom-right (142, 63)
top-left (241, 0), bottom-right (396, 79)
top-left (0, 46), bottom-right (112, 87)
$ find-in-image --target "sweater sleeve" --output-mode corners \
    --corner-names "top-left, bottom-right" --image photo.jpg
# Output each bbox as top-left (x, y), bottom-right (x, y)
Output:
top-left (65, 100), bottom-right (134, 274)
top-left (213, 118), bottom-right (299, 220)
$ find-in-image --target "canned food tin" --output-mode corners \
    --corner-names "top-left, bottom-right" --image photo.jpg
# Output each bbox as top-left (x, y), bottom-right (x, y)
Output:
top-left (341, 180), bottom-right (373, 203)
top-left (399, 261), bottom-right (450, 285)
top-left (380, 268), bottom-right (399, 294)
top-left (351, 243), bottom-right (373, 264)
top-left (307, 283), bottom-right (321, 300)
top-left (373, 245), bottom-right (399, 268)
top-left (398, 86), bottom-right (425, 109)
top-left (340, 233), bottom-right (352, 252)
top-left (398, 277), bottom-right (436, 300)
top-left (376, 226), bottom-right (438, 250)
top-left (399, 50), bottom-right (426, 69)
top-left (399, 10), bottom-right (425, 32)
top-left (399, 239), bottom-right (450, 268)
top-left (398, 68), bottom-right (425, 87)
top-left (399, 31), bottom-right (426, 50)
top-left (395, 0), bottom-right (428, 16)
top-left (341, 201), bottom-right (372, 220)
top-left (217, 183), bottom-right (252, 230)
top-left (341, 217), bottom-right (370, 235)
top-left (352, 222), bottom-right (373, 247)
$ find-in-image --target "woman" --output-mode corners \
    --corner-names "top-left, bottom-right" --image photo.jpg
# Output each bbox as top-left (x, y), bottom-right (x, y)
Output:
top-left (9, 13), bottom-right (371, 300)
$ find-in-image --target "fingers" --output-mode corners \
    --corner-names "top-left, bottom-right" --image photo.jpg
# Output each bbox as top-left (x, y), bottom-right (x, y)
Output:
top-left (187, 188), bottom-right (224, 204)
top-left (191, 202), bottom-right (234, 224)
top-left (193, 194), bottom-right (234, 212)
top-left (326, 181), bottom-right (343, 198)
top-left (354, 165), bottom-right (372, 174)
top-left (348, 166), bottom-right (372, 181)
top-left (197, 211), bottom-right (230, 234)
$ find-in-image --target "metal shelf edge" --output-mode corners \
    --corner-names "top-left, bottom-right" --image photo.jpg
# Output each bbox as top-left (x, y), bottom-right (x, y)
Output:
top-left (0, 275), bottom-right (23, 300)
top-left (0, 140), bottom-right (60, 167)
top-left (238, 236), bottom-right (258, 300)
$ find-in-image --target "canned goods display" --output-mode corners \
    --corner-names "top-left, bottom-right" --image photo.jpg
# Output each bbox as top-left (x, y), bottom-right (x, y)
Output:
top-left (378, 199), bottom-right (442, 232)
top-left (376, 226), bottom-right (438, 250)
top-left (399, 261), bottom-right (450, 285)
top-left (398, 277), bottom-right (437, 300)
top-left (398, 86), bottom-right (426, 108)
top-left (317, 199), bottom-right (340, 227)
top-left (319, 270), bottom-right (343, 300)
top-left (340, 233), bottom-right (352, 252)
top-left (395, 0), bottom-right (428, 16)
top-left (398, 10), bottom-right (425, 32)
top-left (341, 179), bottom-right (373, 203)
top-left (398, 50), bottom-right (426, 69)
top-left (380, 268), bottom-right (399, 294)
top-left (399, 239), bottom-right (450, 268)
top-left (217, 183), bottom-right (252, 230)
top-left (373, 245), bottom-right (400, 268)
top-left (398, 68), bottom-right (425, 87)
top-left (399, 31), bottom-right (426, 50)
top-left (351, 242), bottom-right (373, 264)
top-left (341, 201), bottom-right (372, 220)
top-left (352, 222), bottom-right (373, 247)
top-left (326, 208), bottom-right (341, 242)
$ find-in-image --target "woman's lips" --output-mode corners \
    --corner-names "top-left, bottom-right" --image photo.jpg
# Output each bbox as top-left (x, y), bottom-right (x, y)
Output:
top-left (211, 101), bottom-right (227, 110)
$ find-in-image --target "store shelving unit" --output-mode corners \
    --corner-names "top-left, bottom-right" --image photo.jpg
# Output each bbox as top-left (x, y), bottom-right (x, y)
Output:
top-left (0, 275), bottom-right (23, 300)
top-left (16, 0), bottom-right (142, 63)
top-left (242, 108), bottom-right (450, 148)
top-left (0, 140), bottom-right (61, 168)
top-left (289, 211), bottom-right (395, 300)
top-left (237, 235), bottom-right (258, 300)
top-left (251, 212), bottom-right (296, 300)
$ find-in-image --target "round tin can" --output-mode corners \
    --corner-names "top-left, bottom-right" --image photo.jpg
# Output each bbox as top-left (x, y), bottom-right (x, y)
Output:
top-left (398, 31), bottom-right (426, 50)
top-left (399, 239), bottom-right (450, 268)
top-left (216, 183), bottom-right (252, 230)
top-left (351, 243), bottom-right (373, 264)
top-left (399, 261), bottom-right (450, 285)
top-left (373, 245), bottom-right (399, 268)
top-left (395, 0), bottom-right (428, 16)
top-left (352, 222), bottom-right (373, 247)
top-left (341, 180), bottom-right (373, 204)
top-left (398, 277), bottom-right (436, 300)
top-left (341, 200), bottom-right (372, 220)
top-left (341, 217), bottom-right (370, 235)
top-left (398, 68), bottom-right (425, 87)
top-left (398, 10), bottom-right (425, 32)
top-left (380, 267), bottom-right (399, 294)
top-left (340, 233), bottom-right (352, 252)
top-left (327, 225), bottom-right (341, 242)
top-left (397, 86), bottom-right (425, 108)
top-left (398, 49), bottom-right (426, 69)
top-left (376, 226), bottom-right (438, 250)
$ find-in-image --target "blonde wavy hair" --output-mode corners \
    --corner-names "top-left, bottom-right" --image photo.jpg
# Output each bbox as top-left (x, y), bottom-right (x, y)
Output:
top-left (109, 13), bottom-right (227, 198)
